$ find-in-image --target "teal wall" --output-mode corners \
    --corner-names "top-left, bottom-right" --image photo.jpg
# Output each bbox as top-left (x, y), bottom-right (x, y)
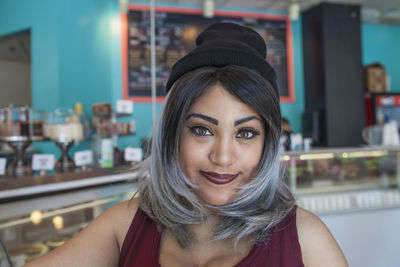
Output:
top-left (0, 0), bottom-right (60, 111)
top-left (282, 17), bottom-right (304, 132)
top-left (1, 0), bottom-right (399, 155)
top-left (0, 0), bottom-right (122, 111)
top-left (0, 0), bottom-right (151, 155)
top-left (362, 24), bottom-right (400, 92)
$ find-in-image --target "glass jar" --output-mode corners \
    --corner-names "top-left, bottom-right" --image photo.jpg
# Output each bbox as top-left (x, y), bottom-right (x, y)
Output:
top-left (44, 108), bottom-right (88, 143)
top-left (0, 105), bottom-right (45, 140)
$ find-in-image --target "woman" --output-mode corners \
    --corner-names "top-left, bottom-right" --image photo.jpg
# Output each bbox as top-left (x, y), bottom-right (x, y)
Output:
top-left (26, 23), bottom-right (347, 267)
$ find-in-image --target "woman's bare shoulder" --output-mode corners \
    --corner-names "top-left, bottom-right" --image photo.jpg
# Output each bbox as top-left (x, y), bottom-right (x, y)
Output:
top-left (296, 207), bottom-right (348, 267)
top-left (109, 198), bottom-right (140, 249)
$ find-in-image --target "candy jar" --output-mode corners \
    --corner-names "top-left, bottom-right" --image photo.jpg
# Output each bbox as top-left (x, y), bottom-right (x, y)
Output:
top-left (0, 105), bottom-right (46, 177)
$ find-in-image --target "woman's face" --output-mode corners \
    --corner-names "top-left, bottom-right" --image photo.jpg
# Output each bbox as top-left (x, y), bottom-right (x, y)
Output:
top-left (179, 84), bottom-right (265, 206)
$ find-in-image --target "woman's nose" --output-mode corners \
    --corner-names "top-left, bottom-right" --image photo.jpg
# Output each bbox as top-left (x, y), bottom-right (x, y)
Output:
top-left (209, 137), bottom-right (236, 167)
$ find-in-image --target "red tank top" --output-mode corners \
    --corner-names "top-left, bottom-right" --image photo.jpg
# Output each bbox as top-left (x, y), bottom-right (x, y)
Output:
top-left (119, 206), bottom-right (304, 267)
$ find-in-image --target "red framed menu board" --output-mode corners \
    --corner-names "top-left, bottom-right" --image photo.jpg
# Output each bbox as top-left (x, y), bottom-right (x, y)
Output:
top-left (121, 5), bottom-right (294, 103)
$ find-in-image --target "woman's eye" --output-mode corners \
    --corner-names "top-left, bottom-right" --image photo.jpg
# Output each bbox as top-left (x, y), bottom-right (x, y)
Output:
top-left (188, 126), bottom-right (213, 136)
top-left (236, 129), bottom-right (260, 140)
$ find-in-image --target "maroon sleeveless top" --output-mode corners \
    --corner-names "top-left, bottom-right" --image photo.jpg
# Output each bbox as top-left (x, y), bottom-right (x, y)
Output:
top-left (119, 206), bottom-right (304, 267)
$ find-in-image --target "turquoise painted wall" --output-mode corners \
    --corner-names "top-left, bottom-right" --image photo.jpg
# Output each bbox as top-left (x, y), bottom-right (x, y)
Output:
top-left (0, 0), bottom-right (154, 155)
top-left (362, 24), bottom-right (400, 92)
top-left (281, 18), bottom-right (304, 133)
top-left (0, 0), bottom-right (60, 111)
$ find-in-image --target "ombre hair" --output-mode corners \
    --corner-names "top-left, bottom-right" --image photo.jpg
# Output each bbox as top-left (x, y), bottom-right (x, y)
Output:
top-left (137, 65), bottom-right (295, 248)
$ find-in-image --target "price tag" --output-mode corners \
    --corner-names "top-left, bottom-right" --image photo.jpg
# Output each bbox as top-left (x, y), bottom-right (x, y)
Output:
top-left (0, 158), bottom-right (6, 175)
top-left (116, 100), bottom-right (134, 114)
top-left (74, 150), bottom-right (93, 166)
top-left (32, 154), bottom-right (55, 171)
top-left (124, 147), bottom-right (143, 162)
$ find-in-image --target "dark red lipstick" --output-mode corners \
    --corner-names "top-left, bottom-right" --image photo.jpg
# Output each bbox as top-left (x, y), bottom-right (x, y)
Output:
top-left (200, 171), bottom-right (238, 185)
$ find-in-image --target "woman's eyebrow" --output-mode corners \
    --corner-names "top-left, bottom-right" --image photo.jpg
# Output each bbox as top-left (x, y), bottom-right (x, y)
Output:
top-left (185, 113), bottom-right (219, 125)
top-left (234, 116), bottom-right (261, 126)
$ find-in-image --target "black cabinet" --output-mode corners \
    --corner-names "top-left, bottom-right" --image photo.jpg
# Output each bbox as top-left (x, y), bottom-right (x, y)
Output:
top-left (302, 3), bottom-right (365, 147)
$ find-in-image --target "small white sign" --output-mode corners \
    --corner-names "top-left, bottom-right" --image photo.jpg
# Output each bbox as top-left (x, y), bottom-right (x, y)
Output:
top-left (116, 100), bottom-right (134, 114)
top-left (32, 154), bottom-right (55, 171)
top-left (124, 147), bottom-right (143, 162)
top-left (74, 150), bottom-right (93, 166)
top-left (0, 158), bottom-right (7, 175)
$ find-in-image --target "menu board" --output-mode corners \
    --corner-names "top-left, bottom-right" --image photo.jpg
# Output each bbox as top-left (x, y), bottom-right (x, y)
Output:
top-left (126, 7), bottom-right (293, 102)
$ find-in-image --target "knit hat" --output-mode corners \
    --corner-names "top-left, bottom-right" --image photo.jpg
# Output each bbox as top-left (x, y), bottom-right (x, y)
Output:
top-left (165, 22), bottom-right (278, 94)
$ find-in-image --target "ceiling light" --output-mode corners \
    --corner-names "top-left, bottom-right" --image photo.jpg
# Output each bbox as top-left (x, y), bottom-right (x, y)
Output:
top-left (289, 2), bottom-right (300, 21)
top-left (203, 0), bottom-right (215, 18)
top-left (119, 0), bottom-right (129, 13)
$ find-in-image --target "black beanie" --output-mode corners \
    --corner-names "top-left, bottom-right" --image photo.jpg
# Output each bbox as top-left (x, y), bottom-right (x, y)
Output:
top-left (165, 22), bottom-right (278, 95)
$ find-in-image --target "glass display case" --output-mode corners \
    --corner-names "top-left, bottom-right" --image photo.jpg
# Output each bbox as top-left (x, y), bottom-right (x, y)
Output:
top-left (1, 146), bottom-right (400, 266)
top-left (285, 146), bottom-right (400, 267)
top-left (0, 172), bottom-right (137, 267)
top-left (284, 146), bottom-right (400, 214)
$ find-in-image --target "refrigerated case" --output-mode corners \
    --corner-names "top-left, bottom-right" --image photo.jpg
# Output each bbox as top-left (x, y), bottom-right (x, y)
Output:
top-left (0, 170), bottom-right (137, 267)
top-left (285, 146), bottom-right (400, 213)
top-left (285, 146), bottom-right (400, 267)
top-left (0, 146), bottom-right (400, 266)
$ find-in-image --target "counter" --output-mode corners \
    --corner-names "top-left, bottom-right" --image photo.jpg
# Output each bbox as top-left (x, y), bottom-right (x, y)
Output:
top-left (1, 145), bottom-right (400, 266)
top-left (0, 169), bottom-right (138, 266)
top-left (0, 168), bottom-right (135, 202)
top-left (285, 145), bottom-right (400, 267)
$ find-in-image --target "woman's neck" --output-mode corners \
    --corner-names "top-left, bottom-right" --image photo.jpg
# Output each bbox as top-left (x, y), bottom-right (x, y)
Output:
top-left (189, 215), bottom-right (219, 244)
top-left (159, 216), bottom-right (254, 266)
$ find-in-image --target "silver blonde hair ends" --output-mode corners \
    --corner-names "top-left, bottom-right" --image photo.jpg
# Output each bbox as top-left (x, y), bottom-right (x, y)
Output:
top-left (138, 65), bottom-right (295, 248)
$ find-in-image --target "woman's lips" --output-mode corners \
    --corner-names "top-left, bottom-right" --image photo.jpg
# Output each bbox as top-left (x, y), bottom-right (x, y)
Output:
top-left (199, 171), bottom-right (239, 185)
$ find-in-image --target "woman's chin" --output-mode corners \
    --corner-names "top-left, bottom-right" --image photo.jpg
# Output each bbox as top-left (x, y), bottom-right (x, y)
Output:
top-left (200, 193), bottom-right (234, 206)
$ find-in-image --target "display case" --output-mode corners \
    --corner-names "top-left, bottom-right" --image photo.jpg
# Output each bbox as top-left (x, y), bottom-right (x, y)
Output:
top-left (0, 171), bottom-right (137, 267)
top-left (1, 146), bottom-right (400, 266)
top-left (284, 146), bottom-right (400, 214)
top-left (284, 146), bottom-right (400, 267)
